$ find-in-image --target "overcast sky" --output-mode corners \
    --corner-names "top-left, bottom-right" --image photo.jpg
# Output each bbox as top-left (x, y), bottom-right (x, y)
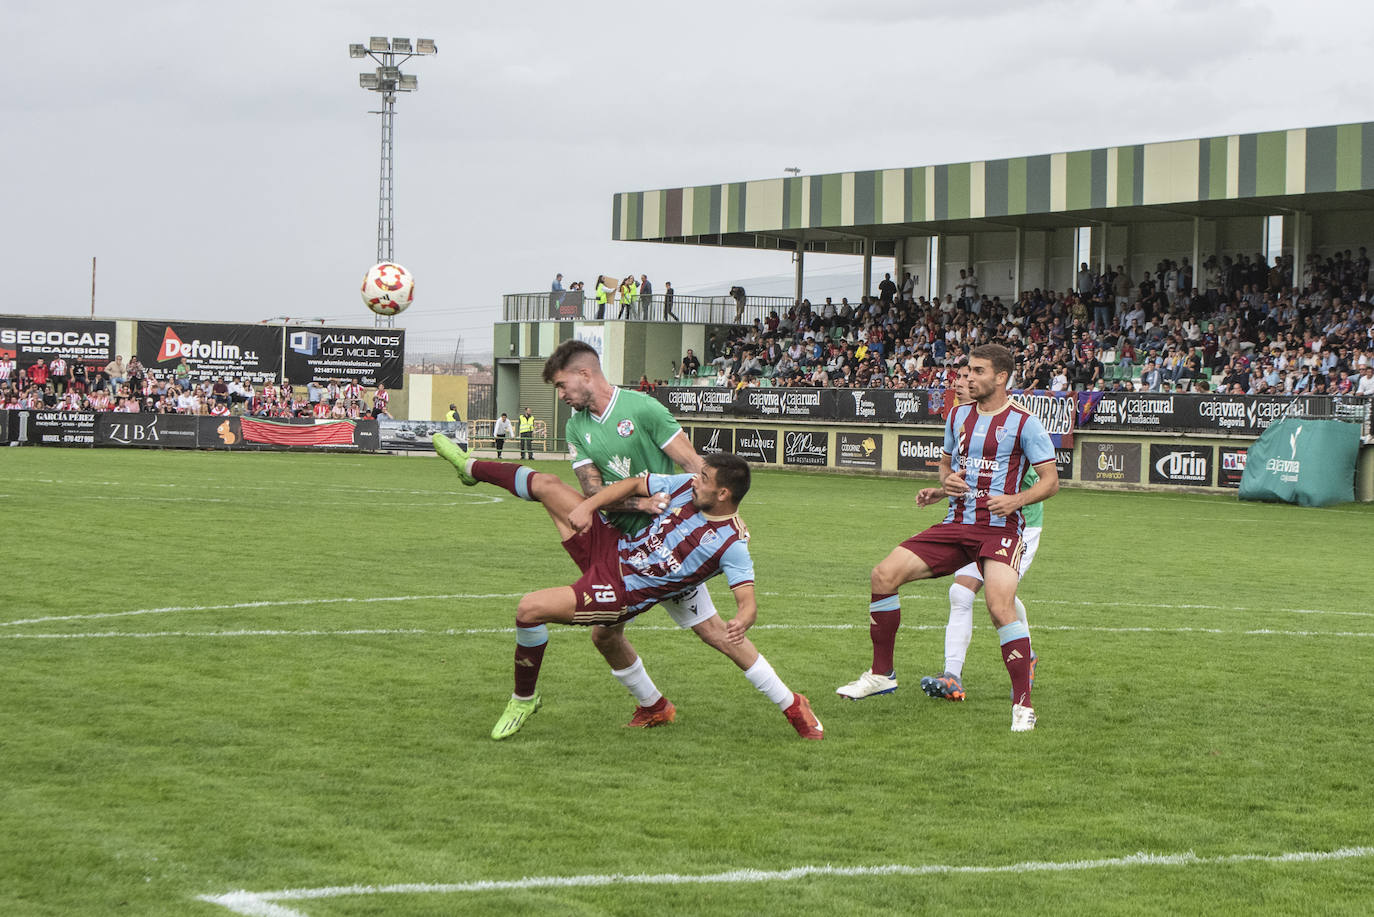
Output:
top-left (6, 0), bottom-right (1370, 357)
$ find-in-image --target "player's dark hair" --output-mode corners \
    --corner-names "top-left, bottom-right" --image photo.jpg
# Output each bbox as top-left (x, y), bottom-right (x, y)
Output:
top-left (542, 340), bottom-right (600, 383)
top-left (705, 452), bottom-right (751, 503)
top-left (970, 343), bottom-right (1014, 380)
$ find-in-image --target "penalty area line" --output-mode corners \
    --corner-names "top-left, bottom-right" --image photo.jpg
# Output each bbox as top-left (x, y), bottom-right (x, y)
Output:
top-left (197, 846), bottom-right (1374, 915)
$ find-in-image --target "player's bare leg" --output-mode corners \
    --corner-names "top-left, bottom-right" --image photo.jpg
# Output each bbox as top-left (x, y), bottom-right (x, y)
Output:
top-left (689, 614), bottom-right (821, 740)
top-left (591, 623), bottom-right (674, 728)
top-left (837, 546), bottom-right (934, 699)
top-left (984, 560), bottom-right (1036, 731)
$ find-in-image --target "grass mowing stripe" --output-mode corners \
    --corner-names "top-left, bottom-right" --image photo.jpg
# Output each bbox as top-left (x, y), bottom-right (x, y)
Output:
top-left (6, 624), bottom-right (1372, 640)
top-left (197, 846), bottom-right (1374, 914)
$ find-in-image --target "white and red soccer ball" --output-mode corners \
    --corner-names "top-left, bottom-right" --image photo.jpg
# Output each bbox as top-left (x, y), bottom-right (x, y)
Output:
top-left (362, 262), bottom-right (415, 316)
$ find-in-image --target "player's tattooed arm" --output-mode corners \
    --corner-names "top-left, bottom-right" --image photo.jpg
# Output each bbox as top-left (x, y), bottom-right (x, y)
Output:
top-left (574, 463), bottom-right (668, 515)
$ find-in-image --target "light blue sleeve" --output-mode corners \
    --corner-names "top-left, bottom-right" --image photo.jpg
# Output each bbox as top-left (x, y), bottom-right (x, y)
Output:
top-left (718, 540), bottom-right (755, 587)
top-left (647, 472), bottom-right (694, 506)
top-left (1019, 413), bottom-right (1055, 466)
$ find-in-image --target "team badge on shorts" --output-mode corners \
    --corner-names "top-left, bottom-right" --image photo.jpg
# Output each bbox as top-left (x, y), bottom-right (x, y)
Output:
top-left (617, 419), bottom-right (636, 437)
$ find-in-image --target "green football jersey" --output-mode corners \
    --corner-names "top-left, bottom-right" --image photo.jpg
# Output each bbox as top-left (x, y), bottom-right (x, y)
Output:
top-left (566, 387), bottom-right (685, 533)
top-left (1022, 465), bottom-right (1044, 528)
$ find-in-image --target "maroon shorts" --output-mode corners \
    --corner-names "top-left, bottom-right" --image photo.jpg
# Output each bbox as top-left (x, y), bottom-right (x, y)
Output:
top-left (561, 514), bottom-right (638, 627)
top-left (898, 522), bottom-right (1024, 578)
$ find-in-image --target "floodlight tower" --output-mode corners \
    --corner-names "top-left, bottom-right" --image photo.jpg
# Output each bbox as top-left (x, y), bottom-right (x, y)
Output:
top-left (350, 36), bottom-right (436, 327)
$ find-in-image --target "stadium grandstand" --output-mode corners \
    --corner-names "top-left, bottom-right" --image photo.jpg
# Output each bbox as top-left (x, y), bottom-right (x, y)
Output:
top-left (494, 121), bottom-right (1374, 431)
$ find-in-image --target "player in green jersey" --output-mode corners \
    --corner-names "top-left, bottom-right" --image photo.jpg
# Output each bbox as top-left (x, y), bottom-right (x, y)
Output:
top-left (519, 340), bottom-right (800, 735)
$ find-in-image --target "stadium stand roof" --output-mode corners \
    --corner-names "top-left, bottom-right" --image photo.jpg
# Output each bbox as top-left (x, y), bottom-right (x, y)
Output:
top-left (612, 121), bottom-right (1374, 255)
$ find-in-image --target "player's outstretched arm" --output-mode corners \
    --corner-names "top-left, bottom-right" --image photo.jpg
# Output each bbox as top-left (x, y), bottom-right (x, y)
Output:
top-left (568, 475), bottom-right (647, 532)
top-left (574, 463), bottom-right (670, 516)
top-left (724, 584), bottom-right (758, 644)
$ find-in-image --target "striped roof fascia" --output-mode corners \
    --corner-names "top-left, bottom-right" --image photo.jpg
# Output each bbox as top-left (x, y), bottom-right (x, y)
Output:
top-left (612, 120), bottom-right (1374, 241)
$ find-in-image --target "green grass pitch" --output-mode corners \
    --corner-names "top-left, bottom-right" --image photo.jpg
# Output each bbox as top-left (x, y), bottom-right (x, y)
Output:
top-left (1, 447), bottom-right (1371, 915)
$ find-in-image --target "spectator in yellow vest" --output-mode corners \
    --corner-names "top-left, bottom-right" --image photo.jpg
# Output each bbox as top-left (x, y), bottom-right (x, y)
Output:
top-left (518, 408), bottom-right (536, 459)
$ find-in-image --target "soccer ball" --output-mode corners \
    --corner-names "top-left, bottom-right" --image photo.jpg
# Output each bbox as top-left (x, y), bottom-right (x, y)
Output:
top-left (362, 262), bottom-right (415, 316)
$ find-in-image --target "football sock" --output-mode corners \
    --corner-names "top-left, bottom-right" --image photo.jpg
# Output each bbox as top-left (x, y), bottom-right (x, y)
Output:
top-left (869, 593), bottom-right (901, 675)
top-left (997, 620), bottom-right (1033, 707)
top-left (1014, 596), bottom-right (1031, 650)
top-left (743, 655), bottom-right (794, 709)
top-left (513, 623), bottom-right (548, 698)
top-left (470, 461), bottom-right (536, 501)
top-left (945, 582), bottom-right (976, 677)
top-left (611, 656), bottom-right (663, 707)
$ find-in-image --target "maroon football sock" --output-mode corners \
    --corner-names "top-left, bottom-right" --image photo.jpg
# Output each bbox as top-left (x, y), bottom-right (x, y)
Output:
top-left (513, 636), bottom-right (547, 698)
top-left (869, 592), bottom-right (901, 675)
top-left (1002, 636), bottom-right (1033, 707)
top-left (471, 460), bottom-right (523, 495)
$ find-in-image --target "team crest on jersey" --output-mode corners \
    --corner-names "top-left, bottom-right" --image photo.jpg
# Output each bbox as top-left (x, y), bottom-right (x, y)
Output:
top-left (701, 529), bottom-right (719, 547)
top-left (995, 424), bottom-right (1012, 444)
top-left (617, 419), bottom-right (636, 437)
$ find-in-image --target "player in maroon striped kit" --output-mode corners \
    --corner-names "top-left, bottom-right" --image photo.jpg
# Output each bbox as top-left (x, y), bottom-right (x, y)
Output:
top-left (836, 343), bottom-right (1059, 731)
top-left (432, 437), bottom-right (824, 742)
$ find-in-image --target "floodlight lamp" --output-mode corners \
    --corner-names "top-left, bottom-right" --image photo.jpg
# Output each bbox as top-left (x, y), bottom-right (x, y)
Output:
top-left (391, 38), bottom-right (412, 53)
top-left (379, 66), bottom-right (400, 81)
top-left (349, 43), bottom-right (367, 58)
top-left (398, 74), bottom-right (418, 91)
top-left (369, 36), bottom-right (389, 52)
top-left (415, 38), bottom-right (437, 54)
top-left (359, 73), bottom-right (380, 89)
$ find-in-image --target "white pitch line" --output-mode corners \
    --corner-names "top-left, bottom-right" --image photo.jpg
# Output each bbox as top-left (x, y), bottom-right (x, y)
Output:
top-left (752, 591), bottom-right (1374, 621)
top-left (6, 623), bottom-right (1372, 641)
top-left (1, 592), bottom-right (1365, 630)
top-left (197, 846), bottom-right (1374, 916)
top-left (0, 594), bottom-right (524, 628)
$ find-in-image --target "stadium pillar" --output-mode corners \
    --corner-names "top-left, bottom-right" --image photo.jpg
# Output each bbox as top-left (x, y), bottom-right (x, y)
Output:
top-left (794, 248), bottom-right (805, 304)
top-left (862, 236), bottom-right (873, 298)
top-left (1013, 228), bottom-right (1023, 300)
top-left (1192, 217), bottom-right (1202, 294)
top-left (1291, 210), bottom-right (1306, 289)
top-left (1098, 222), bottom-right (1109, 276)
top-left (929, 235), bottom-right (941, 300)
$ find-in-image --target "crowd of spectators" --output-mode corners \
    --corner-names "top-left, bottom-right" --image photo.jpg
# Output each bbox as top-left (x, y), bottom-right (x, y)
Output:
top-left (0, 354), bottom-right (393, 418)
top-left (678, 251), bottom-right (1374, 399)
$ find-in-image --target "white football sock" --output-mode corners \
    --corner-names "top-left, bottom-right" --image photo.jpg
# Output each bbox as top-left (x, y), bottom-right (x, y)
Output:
top-left (945, 582), bottom-right (976, 677)
top-left (743, 655), bottom-right (793, 709)
top-left (1015, 596), bottom-right (1031, 651)
top-left (611, 657), bottom-right (662, 707)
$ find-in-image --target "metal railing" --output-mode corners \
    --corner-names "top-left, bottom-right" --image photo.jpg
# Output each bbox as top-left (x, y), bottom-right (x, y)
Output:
top-left (502, 291), bottom-right (797, 326)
